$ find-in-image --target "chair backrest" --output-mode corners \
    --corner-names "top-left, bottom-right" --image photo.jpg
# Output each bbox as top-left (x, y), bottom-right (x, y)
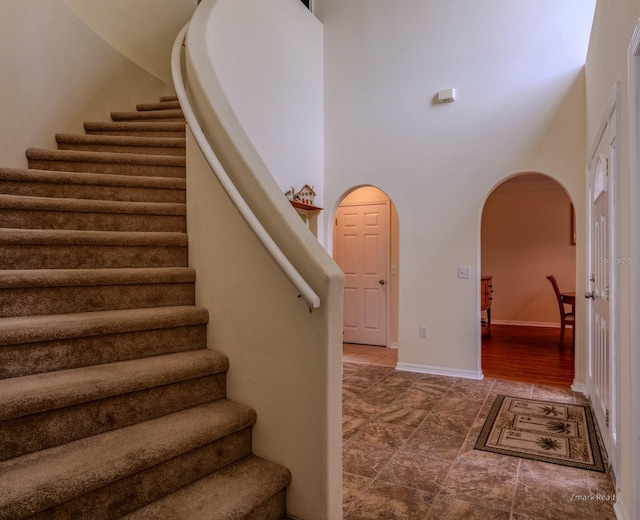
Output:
top-left (546, 275), bottom-right (565, 314)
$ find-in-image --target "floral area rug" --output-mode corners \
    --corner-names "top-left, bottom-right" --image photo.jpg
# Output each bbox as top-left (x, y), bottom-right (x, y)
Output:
top-left (475, 395), bottom-right (606, 472)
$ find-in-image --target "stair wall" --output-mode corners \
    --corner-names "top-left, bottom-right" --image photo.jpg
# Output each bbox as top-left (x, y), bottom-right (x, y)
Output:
top-left (0, 1), bottom-right (168, 168)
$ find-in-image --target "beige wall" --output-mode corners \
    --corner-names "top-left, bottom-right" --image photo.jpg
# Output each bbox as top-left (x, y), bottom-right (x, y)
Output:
top-left (317, 0), bottom-right (594, 380)
top-left (184, 1), bottom-right (343, 517)
top-left (206, 0), bottom-right (325, 238)
top-left (187, 131), bottom-right (343, 520)
top-left (0, 0), bottom-right (168, 168)
top-left (62, 0), bottom-right (197, 82)
top-left (586, 1), bottom-right (640, 517)
top-left (482, 174), bottom-right (576, 325)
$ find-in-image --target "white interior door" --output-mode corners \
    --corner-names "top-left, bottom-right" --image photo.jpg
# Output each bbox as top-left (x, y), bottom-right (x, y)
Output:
top-left (334, 202), bottom-right (389, 346)
top-left (587, 111), bottom-right (617, 472)
top-left (590, 155), bottom-right (611, 442)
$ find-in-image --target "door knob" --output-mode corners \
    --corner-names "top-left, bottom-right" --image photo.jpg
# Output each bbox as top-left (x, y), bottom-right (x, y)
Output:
top-left (585, 291), bottom-right (594, 299)
top-left (379, 280), bottom-right (386, 285)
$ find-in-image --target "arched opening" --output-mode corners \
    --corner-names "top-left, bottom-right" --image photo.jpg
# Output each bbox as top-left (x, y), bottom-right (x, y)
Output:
top-left (333, 186), bottom-right (399, 365)
top-left (480, 173), bottom-right (576, 385)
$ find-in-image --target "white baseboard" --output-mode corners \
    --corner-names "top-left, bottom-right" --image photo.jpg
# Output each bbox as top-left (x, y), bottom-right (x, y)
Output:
top-left (388, 342), bottom-right (399, 350)
top-left (396, 362), bottom-right (483, 380)
top-left (492, 319), bottom-right (562, 328)
top-left (613, 496), bottom-right (629, 520)
top-left (571, 381), bottom-right (588, 395)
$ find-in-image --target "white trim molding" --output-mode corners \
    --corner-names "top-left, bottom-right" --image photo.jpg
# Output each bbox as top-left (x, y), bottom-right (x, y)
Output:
top-left (627, 19), bottom-right (640, 520)
top-left (396, 362), bottom-right (484, 380)
top-left (613, 498), bottom-right (630, 520)
top-left (571, 381), bottom-right (588, 395)
top-left (492, 319), bottom-right (561, 328)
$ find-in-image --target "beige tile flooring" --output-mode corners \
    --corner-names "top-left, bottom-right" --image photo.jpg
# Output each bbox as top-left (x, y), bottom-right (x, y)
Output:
top-left (342, 344), bottom-right (617, 520)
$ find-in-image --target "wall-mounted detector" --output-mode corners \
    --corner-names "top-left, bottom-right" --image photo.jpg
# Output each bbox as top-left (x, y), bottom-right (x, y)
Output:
top-left (437, 88), bottom-right (456, 103)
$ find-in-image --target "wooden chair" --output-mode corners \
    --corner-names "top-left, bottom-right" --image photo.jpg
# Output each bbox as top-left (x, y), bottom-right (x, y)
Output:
top-left (546, 275), bottom-right (575, 347)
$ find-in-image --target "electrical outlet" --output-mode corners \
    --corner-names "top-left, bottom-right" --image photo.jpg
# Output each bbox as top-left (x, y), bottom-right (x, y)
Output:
top-left (419, 326), bottom-right (429, 338)
top-left (458, 267), bottom-right (471, 279)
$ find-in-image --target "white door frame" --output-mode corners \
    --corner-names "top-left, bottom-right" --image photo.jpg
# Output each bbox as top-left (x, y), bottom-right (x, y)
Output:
top-left (627, 21), bottom-right (640, 520)
top-left (586, 83), bottom-right (621, 483)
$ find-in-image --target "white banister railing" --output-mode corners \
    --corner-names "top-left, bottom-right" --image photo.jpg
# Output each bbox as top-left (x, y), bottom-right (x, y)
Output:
top-left (171, 23), bottom-right (320, 310)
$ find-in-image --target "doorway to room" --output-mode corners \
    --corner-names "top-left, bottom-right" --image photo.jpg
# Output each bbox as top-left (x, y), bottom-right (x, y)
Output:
top-left (480, 173), bottom-right (576, 384)
top-left (333, 186), bottom-right (399, 349)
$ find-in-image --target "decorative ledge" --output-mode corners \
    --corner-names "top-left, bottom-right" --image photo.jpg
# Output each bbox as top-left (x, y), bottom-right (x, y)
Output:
top-left (289, 200), bottom-right (322, 212)
top-left (289, 200), bottom-right (322, 238)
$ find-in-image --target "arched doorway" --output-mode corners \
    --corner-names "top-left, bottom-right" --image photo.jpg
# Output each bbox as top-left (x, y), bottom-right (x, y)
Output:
top-left (480, 173), bottom-right (576, 385)
top-left (333, 186), bottom-right (399, 351)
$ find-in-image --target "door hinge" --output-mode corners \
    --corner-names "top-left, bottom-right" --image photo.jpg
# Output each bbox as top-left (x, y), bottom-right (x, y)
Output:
top-left (606, 409), bottom-right (610, 428)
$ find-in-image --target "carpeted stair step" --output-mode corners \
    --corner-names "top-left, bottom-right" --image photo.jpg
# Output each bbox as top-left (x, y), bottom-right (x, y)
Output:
top-left (136, 100), bottom-right (181, 111)
top-left (111, 109), bottom-right (185, 122)
top-left (0, 349), bottom-right (228, 460)
top-left (84, 121), bottom-right (185, 138)
top-left (0, 228), bottom-right (188, 270)
top-left (124, 455), bottom-right (291, 520)
top-left (0, 267), bottom-right (195, 318)
top-left (0, 306), bottom-right (208, 378)
top-left (0, 194), bottom-right (186, 232)
top-left (0, 400), bottom-right (256, 520)
top-left (0, 168), bottom-right (185, 202)
top-left (0, 92), bottom-right (292, 518)
top-left (55, 134), bottom-right (186, 157)
top-left (26, 148), bottom-right (185, 178)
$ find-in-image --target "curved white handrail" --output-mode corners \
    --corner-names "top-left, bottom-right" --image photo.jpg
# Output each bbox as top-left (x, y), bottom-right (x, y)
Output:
top-left (171, 23), bottom-right (320, 310)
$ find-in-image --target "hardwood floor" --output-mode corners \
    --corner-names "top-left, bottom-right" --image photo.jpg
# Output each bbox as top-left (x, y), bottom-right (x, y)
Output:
top-left (481, 324), bottom-right (575, 387)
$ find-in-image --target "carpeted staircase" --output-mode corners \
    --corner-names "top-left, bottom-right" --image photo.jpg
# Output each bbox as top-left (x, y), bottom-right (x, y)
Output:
top-left (0, 95), bottom-right (291, 519)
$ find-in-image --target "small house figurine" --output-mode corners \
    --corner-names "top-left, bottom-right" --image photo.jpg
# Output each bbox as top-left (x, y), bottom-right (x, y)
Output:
top-left (296, 184), bottom-right (316, 206)
top-left (284, 186), bottom-right (296, 201)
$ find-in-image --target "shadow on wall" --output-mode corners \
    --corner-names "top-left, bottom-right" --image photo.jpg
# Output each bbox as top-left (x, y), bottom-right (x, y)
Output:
top-left (481, 173), bottom-right (576, 326)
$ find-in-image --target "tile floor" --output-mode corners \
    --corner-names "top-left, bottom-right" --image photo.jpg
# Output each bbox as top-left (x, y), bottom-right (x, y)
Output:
top-left (342, 344), bottom-right (617, 520)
